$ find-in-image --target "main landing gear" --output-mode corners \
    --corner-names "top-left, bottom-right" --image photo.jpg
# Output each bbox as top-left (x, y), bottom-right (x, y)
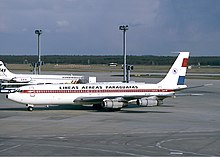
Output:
top-left (92, 104), bottom-right (103, 110)
top-left (92, 104), bottom-right (122, 111)
top-left (26, 104), bottom-right (34, 111)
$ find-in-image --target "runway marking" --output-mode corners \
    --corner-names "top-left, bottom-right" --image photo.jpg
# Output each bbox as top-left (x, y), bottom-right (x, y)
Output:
top-left (170, 152), bottom-right (183, 155)
top-left (56, 136), bottom-right (66, 139)
top-left (30, 143), bottom-right (147, 156)
top-left (156, 138), bottom-right (212, 156)
top-left (4, 131), bottom-right (219, 156)
top-left (0, 145), bottom-right (21, 153)
top-left (7, 130), bottom-right (220, 139)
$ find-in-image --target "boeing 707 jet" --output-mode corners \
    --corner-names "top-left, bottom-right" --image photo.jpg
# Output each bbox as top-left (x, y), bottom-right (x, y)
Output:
top-left (7, 52), bottom-right (190, 111)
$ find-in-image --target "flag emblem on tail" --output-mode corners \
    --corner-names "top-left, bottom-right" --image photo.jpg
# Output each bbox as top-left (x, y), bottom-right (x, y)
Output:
top-left (182, 58), bottom-right (188, 67)
top-left (177, 76), bottom-right (185, 85)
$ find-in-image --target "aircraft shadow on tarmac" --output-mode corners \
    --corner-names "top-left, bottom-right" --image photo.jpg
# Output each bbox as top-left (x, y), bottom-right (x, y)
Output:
top-left (118, 110), bottom-right (171, 114)
top-left (0, 104), bottom-right (183, 114)
top-left (0, 104), bottom-right (172, 113)
top-left (0, 105), bottom-right (92, 111)
top-left (0, 107), bottom-right (28, 111)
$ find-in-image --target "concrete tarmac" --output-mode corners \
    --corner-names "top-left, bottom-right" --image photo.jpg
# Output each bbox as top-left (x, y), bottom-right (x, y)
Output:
top-left (0, 72), bottom-right (220, 156)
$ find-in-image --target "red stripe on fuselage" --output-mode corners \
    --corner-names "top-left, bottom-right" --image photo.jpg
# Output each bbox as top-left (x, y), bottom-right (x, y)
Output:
top-left (182, 58), bottom-right (188, 67)
top-left (20, 89), bottom-right (174, 94)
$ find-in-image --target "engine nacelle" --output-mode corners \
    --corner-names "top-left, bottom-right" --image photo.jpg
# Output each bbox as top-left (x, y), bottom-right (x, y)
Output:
top-left (102, 99), bottom-right (126, 109)
top-left (137, 97), bottom-right (162, 107)
top-left (11, 77), bottom-right (31, 83)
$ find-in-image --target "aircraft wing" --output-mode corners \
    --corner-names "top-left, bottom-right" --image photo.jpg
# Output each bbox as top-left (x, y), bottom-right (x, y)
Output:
top-left (73, 94), bottom-right (172, 105)
top-left (74, 96), bottom-right (136, 104)
top-left (74, 96), bottom-right (110, 104)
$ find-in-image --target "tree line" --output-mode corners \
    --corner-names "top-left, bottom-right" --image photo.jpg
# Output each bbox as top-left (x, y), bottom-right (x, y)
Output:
top-left (1, 55), bottom-right (220, 66)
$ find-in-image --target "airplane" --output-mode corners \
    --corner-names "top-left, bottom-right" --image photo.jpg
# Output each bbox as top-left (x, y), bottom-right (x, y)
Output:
top-left (0, 61), bottom-right (90, 87)
top-left (7, 52), bottom-right (190, 111)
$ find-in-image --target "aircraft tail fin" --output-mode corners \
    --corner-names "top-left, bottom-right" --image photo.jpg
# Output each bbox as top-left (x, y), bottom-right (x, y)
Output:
top-left (157, 52), bottom-right (190, 89)
top-left (0, 61), bottom-right (15, 81)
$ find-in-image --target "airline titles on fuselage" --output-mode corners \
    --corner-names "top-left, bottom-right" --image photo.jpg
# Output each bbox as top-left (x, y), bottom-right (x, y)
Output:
top-left (59, 85), bottom-right (139, 90)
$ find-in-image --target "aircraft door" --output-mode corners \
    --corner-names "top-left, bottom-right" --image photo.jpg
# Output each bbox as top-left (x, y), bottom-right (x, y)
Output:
top-left (29, 86), bottom-right (35, 97)
top-left (158, 85), bottom-right (162, 95)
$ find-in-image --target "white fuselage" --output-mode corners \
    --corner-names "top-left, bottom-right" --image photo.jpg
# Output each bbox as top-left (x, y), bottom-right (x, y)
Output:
top-left (6, 52), bottom-right (190, 110)
top-left (7, 82), bottom-right (175, 105)
top-left (0, 61), bottom-right (85, 84)
top-left (7, 73), bottom-right (84, 84)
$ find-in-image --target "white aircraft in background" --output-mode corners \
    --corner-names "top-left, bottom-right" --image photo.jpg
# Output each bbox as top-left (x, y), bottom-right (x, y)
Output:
top-left (0, 61), bottom-right (89, 87)
top-left (7, 52), bottom-right (190, 111)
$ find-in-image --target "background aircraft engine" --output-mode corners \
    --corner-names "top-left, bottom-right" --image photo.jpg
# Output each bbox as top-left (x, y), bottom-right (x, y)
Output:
top-left (137, 97), bottom-right (161, 107)
top-left (11, 77), bottom-right (31, 83)
top-left (102, 99), bottom-right (126, 109)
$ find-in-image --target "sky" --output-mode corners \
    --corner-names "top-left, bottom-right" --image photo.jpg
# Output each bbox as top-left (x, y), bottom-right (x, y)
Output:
top-left (0, 0), bottom-right (220, 56)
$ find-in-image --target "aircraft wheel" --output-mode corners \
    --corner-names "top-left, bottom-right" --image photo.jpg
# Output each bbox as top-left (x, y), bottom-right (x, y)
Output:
top-left (107, 108), bottom-right (122, 112)
top-left (27, 106), bottom-right (33, 111)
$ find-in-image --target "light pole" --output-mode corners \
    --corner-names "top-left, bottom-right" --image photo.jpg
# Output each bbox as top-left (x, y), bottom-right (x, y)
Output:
top-left (35, 29), bottom-right (42, 74)
top-left (119, 25), bottom-right (128, 82)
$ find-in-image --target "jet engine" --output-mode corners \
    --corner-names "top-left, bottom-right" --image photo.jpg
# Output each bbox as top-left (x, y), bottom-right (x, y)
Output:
top-left (102, 98), bottom-right (127, 109)
top-left (137, 96), bottom-right (162, 107)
